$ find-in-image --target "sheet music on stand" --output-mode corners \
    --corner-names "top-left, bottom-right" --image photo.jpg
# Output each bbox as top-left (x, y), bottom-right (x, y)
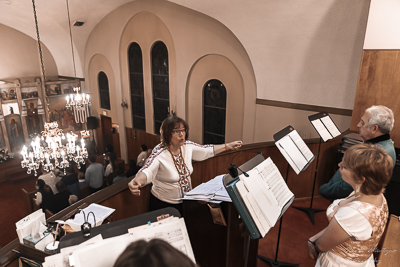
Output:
top-left (274, 126), bottom-right (315, 174)
top-left (309, 112), bottom-right (341, 142)
top-left (223, 155), bottom-right (294, 239)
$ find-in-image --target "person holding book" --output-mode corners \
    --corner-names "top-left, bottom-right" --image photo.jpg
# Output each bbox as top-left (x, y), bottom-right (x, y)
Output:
top-left (128, 115), bottom-right (242, 215)
top-left (319, 105), bottom-right (396, 200)
top-left (308, 143), bottom-right (392, 266)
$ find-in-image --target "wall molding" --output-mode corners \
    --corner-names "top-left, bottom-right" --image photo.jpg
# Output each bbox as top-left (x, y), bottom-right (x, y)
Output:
top-left (256, 98), bottom-right (353, 116)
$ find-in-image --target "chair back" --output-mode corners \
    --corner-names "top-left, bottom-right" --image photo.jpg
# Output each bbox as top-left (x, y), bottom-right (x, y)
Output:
top-left (377, 214), bottom-right (400, 266)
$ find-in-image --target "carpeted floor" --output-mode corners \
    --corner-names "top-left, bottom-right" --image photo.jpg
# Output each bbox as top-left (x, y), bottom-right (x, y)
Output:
top-left (256, 197), bottom-right (331, 267)
top-left (1, 177), bottom-right (331, 266)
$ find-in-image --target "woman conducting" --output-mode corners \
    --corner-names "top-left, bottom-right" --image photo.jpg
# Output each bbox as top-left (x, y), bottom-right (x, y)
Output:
top-left (308, 143), bottom-right (393, 266)
top-left (128, 115), bottom-right (242, 215)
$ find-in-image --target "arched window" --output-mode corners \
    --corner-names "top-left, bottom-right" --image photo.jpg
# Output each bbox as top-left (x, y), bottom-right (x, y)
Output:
top-left (151, 41), bottom-right (169, 135)
top-left (128, 42), bottom-right (145, 131)
top-left (203, 79), bottom-right (226, 144)
top-left (98, 71), bottom-right (110, 110)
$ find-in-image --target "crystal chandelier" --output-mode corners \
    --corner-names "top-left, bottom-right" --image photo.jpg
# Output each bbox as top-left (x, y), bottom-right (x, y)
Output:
top-left (21, 122), bottom-right (88, 176)
top-left (65, 87), bottom-right (91, 123)
top-left (64, 0), bottom-right (90, 124)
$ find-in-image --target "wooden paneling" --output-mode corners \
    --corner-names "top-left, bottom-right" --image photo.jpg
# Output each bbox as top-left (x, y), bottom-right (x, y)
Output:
top-left (101, 115), bottom-right (113, 153)
top-left (125, 127), bottom-right (160, 161)
top-left (352, 50), bottom-right (400, 145)
top-left (256, 99), bottom-right (352, 116)
top-left (191, 138), bottom-right (341, 198)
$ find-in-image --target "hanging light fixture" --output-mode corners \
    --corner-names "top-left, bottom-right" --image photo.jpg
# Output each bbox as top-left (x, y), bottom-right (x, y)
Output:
top-left (21, 122), bottom-right (88, 176)
top-left (64, 0), bottom-right (90, 124)
top-left (21, 0), bottom-right (88, 176)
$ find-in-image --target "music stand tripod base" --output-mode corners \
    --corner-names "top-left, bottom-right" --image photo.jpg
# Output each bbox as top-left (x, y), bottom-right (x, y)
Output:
top-left (292, 206), bottom-right (325, 225)
top-left (257, 255), bottom-right (299, 267)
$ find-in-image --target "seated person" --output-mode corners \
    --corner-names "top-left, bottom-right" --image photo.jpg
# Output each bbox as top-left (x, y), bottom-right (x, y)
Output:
top-left (136, 145), bottom-right (148, 168)
top-left (85, 155), bottom-right (104, 193)
top-left (105, 153), bottom-right (117, 185)
top-left (37, 166), bottom-right (61, 194)
top-left (319, 105), bottom-right (396, 200)
top-left (113, 167), bottom-right (127, 184)
top-left (113, 239), bottom-right (196, 267)
top-left (61, 165), bottom-right (79, 197)
top-left (105, 153), bottom-right (116, 176)
top-left (104, 144), bottom-right (116, 168)
top-left (35, 179), bottom-right (56, 213)
top-left (52, 181), bottom-right (78, 214)
top-left (308, 143), bottom-right (393, 266)
top-left (78, 171), bottom-right (87, 189)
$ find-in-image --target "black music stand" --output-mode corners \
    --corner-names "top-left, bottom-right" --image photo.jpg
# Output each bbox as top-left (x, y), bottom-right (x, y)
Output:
top-left (292, 112), bottom-right (341, 224)
top-left (258, 162), bottom-right (298, 267)
top-left (258, 126), bottom-right (316, 267)
top-left (223, 154), bottom-right (265, 267)
top-left (291, 137), bottom-right (325, 225)
top-left (223, 154), bottom-right (296, 267)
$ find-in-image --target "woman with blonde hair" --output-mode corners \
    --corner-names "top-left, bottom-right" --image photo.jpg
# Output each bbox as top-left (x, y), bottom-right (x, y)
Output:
top-left (308, 143), bottom-right (393, 266)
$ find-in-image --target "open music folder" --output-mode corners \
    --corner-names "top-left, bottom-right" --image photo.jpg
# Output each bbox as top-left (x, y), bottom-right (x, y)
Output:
top-left (274, 126), bottom-right (315, 174)
top-left (224, 155), bottom-right (294, 239)
top-left (309, 112), bottom-right (341, 142)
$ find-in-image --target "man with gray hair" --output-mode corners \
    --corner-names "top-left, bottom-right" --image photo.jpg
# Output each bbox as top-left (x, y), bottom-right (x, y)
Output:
top-left (320, 105), bottom-right (396, 200)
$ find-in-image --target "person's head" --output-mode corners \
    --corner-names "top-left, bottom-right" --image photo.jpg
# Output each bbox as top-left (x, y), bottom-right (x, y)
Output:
top-left (106, 144), bottom-right (114, 153)
top-left (160, 116), bottom-right (189, 147)
top-left (37, 179), bottom-right (46, 190)
top-left (141, 145), bottom-right (148, 151)
top-left (65, 165), bottom-right (75, 174)
top-left (78, 171), bottom-right (85, 180)
top-left (37, 179), bottom-right (52, 193)
top-left (339, 143), bottom-right (393, 195)
top-left (113, 239), bottom-right (196, 267)
top-left (357, 105), bottom-right (394, 141)
top-left (55, 180), bottom-right (67, 193)
top-left (89, 155), bottom-right (97, 164)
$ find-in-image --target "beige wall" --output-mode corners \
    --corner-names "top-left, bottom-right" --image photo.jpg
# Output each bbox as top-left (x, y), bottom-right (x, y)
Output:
top-left (0, 0), bottom-right (363, 158)
top-left (186, 54), bottom-right (244, 143)
top-left (87, 54), bottom-right (117, 119)
top-left (254, 105), bottom-right (352, 143)
top-left (0, 24), bottom-right (58, 80)
top-left (85, 1), bottom-right (257, 159)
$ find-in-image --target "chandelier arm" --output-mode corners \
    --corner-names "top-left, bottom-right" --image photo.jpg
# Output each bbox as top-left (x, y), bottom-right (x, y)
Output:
top-left (66, 0), bottom-right (77, 78)
top-left (32, 0), bottom-right (50, 122)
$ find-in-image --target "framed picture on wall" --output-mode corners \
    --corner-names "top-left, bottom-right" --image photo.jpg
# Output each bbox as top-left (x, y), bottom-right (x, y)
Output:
top-left (0, 123), bottom-right (6, 148)
top-left (2, 102), bottom-right (20, 116)
top-left (62, 81), bottom-right (80, 94)
top-left (24, 99), bottom-right (44, 135)
top-left (45, 82), bottom-right (62, 96)
top-left (0, 87), bottom-right (17, 101)
top-left (4, 114), bottom-right (24, 152)
top-left (21, 86), bottom-right (39, 99)
top-left (48, 97), bottom-right (83, 131)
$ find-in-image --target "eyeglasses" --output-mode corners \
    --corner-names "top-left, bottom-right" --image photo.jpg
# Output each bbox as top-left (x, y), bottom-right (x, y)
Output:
top-left (172, 129), bottom-right (186, 135)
